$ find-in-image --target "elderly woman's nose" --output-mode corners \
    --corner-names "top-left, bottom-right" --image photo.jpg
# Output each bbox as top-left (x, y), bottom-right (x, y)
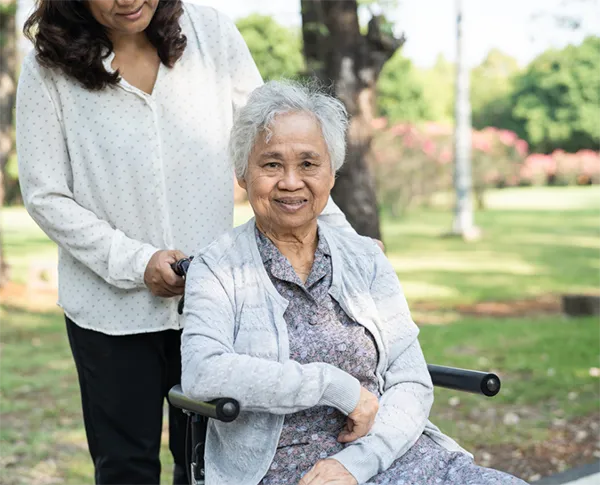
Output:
top-left (277, 167), bottom-right (305, 190)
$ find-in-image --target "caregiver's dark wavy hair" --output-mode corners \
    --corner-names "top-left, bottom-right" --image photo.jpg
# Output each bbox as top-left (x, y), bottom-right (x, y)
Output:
top-left (24, 0), bottom-right (187, 90)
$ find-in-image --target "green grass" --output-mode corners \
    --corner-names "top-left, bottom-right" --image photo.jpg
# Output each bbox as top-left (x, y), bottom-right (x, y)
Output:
top-left (420, 315), bottom-right (600, 449)
top-left (1, 207), bottom-right (58, 285)
top-left (384, 207), bottom-right (599, 304)
top-left (1, 185), bottom-right (599, 483)
top-left (0, 307), bottom-right (176, 485)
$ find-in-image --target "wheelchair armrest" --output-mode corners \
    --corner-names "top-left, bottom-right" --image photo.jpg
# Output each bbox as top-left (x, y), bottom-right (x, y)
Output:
top-left (168, 385), bottom-right (240, 422)
top-left (427, 364), bottom-right (501, 397)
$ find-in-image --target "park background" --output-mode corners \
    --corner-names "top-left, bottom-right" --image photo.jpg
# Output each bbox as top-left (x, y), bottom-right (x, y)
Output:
top-left (1, 0), bottom-right (599, 484)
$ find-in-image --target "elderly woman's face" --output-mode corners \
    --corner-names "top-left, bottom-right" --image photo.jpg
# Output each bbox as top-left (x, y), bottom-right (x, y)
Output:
top-left (87, 0), bottom-right (159, 35)
top-left (240, 112), bottom-right (335, 234)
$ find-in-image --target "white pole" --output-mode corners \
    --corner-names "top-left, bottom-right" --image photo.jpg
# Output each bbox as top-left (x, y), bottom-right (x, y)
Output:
top-left (452, 0), bottom-right (480, 240)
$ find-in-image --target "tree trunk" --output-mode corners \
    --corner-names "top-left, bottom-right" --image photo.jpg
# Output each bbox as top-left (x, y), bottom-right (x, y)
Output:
top-left (0, 0), bottom-right (18, 287)
top-left (300, 0), bottom-right (405, 239)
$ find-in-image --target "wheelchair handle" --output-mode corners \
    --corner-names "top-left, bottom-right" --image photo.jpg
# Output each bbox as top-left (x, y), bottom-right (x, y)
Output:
top-left (171, 257), bottom-right (194, 315)
top-left (171, 256), bottom-right (194, 277)
top-left (427, 364), bottom-right (501, 397)
top-left (168, 385), bottom-right (240, 423)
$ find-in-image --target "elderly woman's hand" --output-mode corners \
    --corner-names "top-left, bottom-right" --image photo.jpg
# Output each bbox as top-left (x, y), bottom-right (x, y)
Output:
top-left (297, 459), bottom-right (357, 485)
top-left (337, 386), bottom-right (379, 444)
top-left (144, 249), bottom-right (187, 297)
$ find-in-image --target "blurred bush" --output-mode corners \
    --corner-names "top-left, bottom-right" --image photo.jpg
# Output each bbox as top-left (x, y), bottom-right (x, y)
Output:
top-left (521, 150), bottom-right (600, 187)
top-left (371, 119), bottom-right (598, 215)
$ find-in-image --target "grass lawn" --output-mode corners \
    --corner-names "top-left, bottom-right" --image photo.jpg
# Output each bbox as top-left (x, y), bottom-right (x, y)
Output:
top-left (1, 185), bottom-right (599, 484)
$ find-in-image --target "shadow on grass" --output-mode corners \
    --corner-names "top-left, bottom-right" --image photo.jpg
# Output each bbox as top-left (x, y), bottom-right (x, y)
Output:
top-left (383, 209), bottom-right (600, 303)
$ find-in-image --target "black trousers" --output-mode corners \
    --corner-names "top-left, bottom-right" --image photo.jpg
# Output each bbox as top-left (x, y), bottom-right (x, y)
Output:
top-left (66, 316), bottom-right (188, 485)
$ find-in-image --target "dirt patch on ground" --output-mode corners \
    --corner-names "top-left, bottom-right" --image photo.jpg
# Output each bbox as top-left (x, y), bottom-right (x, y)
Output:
top-left (0, 282), bottom-right (568, 319)
top-left (413, 294), bottom-right (563, 319)
top-left (0, 281), bottom-right (60, 313)
top-left (472, 412), bottom-right (600, 482)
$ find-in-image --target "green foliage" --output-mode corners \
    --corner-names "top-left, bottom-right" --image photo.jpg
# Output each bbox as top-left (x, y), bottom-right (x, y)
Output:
top-left (377, 51), bottom-right (432, 122)
top-left (377, 53), bottom-right (455, 124)
top-left (420, 55), bottom-right (455, 122)
top-left (236, 14), bottom-right (304, 81)
top-left (510, 36), bottom-right (600, 153)
top-left (471, 49), bottom-right (521, 131)
top-left (0, 0), bottom-right (17, 16)
top-left (0, 0), bottom-right (16, 50)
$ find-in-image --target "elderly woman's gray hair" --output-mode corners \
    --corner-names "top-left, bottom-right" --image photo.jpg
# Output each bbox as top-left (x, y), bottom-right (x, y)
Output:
top-left (230, 80), bottom-right (349, 179)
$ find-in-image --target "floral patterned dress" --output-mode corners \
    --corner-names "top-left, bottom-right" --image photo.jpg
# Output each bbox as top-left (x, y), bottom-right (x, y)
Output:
top-left (255, 227), bottom-right (527, 485)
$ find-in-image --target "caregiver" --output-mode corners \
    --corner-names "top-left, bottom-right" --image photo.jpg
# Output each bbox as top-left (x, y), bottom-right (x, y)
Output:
top-left (16, 1), bottom-right (351, 483)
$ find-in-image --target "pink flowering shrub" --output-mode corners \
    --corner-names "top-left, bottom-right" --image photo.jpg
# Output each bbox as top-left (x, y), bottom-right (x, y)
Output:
top-left (371, 121), bottom-right (453, 215)
top-left (371, 118), bottom-right (598, 214)
top-left (520, 150), bottom-right (599, 186)
top-left (371, 121), bottom-right (528, 213)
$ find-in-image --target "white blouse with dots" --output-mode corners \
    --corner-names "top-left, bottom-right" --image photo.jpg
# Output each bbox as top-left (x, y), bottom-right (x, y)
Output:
top-left (16, 3), bottom-right (351, 335)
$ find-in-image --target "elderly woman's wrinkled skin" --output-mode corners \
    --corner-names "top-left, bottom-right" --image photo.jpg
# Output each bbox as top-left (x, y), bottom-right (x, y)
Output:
top-left (240, 112), bottom-right (335, 239)
top-left (239, 111), bottom-right (336, 282)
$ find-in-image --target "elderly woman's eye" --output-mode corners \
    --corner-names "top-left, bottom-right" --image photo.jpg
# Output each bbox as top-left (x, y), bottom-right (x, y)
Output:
top-left (302, 161), bottom-right (314, 168)
top-left (265, 162), bottom-right (280, 169)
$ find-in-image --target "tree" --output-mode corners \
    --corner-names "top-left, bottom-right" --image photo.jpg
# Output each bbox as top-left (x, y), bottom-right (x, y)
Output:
top-left (236, 14), bottom-right (304, 81)
top-left (300, 0), bottom-right (405, 239)
top-left (377, 51), bottom-right (432, 123)
top-left (471, 49), bottom-right (521, 130)
top-left (420, 54), bottom-right (455, 123)
top-left (0, 0), bottom-right (17, 287)
top-left (511, 36), bottom-right (600, 153)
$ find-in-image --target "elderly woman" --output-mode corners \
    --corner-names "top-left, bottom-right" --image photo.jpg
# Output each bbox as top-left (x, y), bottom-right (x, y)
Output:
top-left (181, 81), bottom-right (527, 485)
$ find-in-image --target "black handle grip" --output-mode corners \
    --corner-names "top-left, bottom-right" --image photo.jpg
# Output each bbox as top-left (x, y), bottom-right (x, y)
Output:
top-left (171, 257), bottom-right (194, 277)
top-left (170, 257), bottom-right (194, 315)
top-left (427, 364), bottom-right (501, 397)
top-left (168, 385), bottom-right (240, 423)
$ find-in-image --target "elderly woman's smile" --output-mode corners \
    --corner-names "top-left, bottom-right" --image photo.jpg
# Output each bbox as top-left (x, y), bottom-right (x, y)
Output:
top-left (274, 196), bottom-right (308, 212)
top-left (239, 111), bottom-right (335, 238)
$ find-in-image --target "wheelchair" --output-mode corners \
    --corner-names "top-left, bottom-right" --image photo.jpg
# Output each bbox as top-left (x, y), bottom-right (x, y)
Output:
top-left (168, 258), bottom-right (502, 485)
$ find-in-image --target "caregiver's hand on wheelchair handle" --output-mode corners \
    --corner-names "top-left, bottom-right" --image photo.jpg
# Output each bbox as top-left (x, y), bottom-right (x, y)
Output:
top-left (297, 459), bottom-right (357, 485)
top-left (144, 249), bottom-right (187, 297)
top-left (337, 386), bottom-right (379, 444)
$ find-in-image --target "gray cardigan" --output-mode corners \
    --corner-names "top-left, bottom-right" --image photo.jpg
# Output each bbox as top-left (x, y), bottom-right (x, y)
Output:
top-left (181, 219), bottom-right (468, 485)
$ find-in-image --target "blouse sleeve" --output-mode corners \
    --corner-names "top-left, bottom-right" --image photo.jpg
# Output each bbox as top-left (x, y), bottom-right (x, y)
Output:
top-left (16, 57), bottom-right (159, 289)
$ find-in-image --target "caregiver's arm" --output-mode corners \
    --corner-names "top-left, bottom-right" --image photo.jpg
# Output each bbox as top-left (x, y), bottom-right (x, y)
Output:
top-left (181, 256), bottom-right (361, 415)
top-left (16, 57), bottom-right (160, 290)
top-left (331, 248), bottom-right (434, 485)
top-left (318, 197), bottom-right (355, 233)
top-left (319, 198), bottom-right (385, 252)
